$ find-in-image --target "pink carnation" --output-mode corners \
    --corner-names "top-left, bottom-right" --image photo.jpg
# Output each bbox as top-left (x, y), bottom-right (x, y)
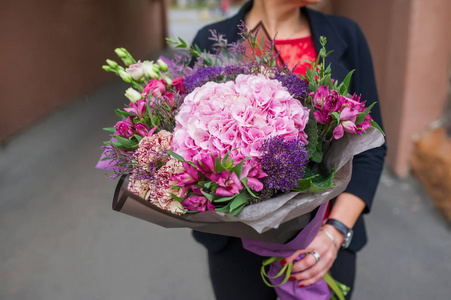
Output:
top-left (136, 130), bottom-right (173, 172)
top-left (171, 74), bottom-right (309, 162)
top-left (127, 175), bottom-right (151, 199)
top-left (146, 158), bottom-right (185, 215)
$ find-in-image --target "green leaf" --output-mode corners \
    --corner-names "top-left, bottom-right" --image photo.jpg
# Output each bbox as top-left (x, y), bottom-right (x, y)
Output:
top-left (212, 194), bottom-right (237, 203)
top-left (293, 169), bottom-right (336, 193)
top-left (331, 112), bottom-right (341, 122)
top-left (309, 81), bottom-right (318, 92)
top-left (170, 193), bottom-right (186, 202)
top-left (230, 159), bottom-right (246, 178)
top-left (133, 134), bottom-right (143, 143)
top-left (115, 135), bottom-right (138, 150)
top-left (305, 115), bottom-right (318, 158)
top-left (241, 177), bottom-right (257, 198)
top-left (305, 66), bottom-right (312, 81)
top-left (215, 202), bottom-right (232, 213)
top-left (355, 102), bottom-right (376, 125)
top-left (229, 192), bottom-right (249, 215)
top-left (103, 127), bottom-right (116, 132)
top-left (371, 120), bottom-right (386, 136)
top-left (111, 141), bottom-right (133, 151)
top-left (230, 202), bottom-right (247, 216)
top-left (310, 150), bottom-right (323, 163)
top-left (338, 70), bottom-right (355, 96)
top-left (115, 109), bottom-right (134, 119)
top-left (230, 191), bottom-right (248, 209)
top-left (215, 154), bottom-right (225, 173)
top-left (322, 73), bottom-right (333, 88)
top-left (221, 151), bottom-right (231, 168)
top-left (167, 149), bottom-right (185, 162)
top-left (200, 189), bottom-right (215, 202)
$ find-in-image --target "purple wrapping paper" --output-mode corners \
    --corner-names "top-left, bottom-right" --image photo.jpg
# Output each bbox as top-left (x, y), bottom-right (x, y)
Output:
top-left (242, 203), bottom-right (330, 300)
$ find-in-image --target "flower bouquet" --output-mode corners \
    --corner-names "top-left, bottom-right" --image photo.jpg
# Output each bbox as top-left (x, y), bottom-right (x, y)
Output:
top-left (97, 24), bottom-right (384, 299)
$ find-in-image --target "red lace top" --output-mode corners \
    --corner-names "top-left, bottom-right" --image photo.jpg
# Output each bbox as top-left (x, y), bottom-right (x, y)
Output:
top-left (275, 36), bottom-right (317, 76)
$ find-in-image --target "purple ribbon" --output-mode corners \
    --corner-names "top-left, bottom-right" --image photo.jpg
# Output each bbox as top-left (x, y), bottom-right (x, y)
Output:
top-left (242, 202), bottom-right (330, 300)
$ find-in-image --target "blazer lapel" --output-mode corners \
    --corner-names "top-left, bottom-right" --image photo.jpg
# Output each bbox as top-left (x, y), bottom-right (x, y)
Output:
top-left (304, 7), bottom-right (350, 82)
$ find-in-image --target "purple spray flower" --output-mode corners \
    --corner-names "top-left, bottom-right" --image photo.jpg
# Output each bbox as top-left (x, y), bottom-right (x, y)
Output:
top-left (259, 136), bottom-right (309, 192)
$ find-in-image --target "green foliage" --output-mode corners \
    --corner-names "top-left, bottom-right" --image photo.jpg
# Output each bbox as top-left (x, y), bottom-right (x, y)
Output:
top-left (293, 167), bottom-right (336, 193)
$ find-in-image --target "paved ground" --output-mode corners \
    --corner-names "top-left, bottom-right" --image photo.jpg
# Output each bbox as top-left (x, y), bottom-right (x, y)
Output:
top-left (1, 6), bottom-right (450, 300)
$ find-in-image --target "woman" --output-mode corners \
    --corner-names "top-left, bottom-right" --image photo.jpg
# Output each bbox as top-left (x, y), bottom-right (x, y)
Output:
top-left (191, 1), bottom-right (386, 299)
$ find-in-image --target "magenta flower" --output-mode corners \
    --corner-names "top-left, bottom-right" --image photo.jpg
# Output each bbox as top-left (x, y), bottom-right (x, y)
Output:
top-left (172, 161), bottom-right (200, 187)
top-left (211, 170), bottom-right (244, 197)
top-left (165, 92), bottom-right (175, 108)
top-left (312, 86), bottom-right (343, 125)
top-left (134, 123), bottom-right (150, 137)
top-left (312, 86), bottom-right (374, 140)
top-left (241, 160), bottom-right (266, 192)
top-left (194, 153), bottom-right (216, 178)
top-left (115, 116), bottom-right (134, 138)
top-left (124, 99), bottom-right (147, 119)
top-left (172, 77), bottom-right (186, 94)
top-left (142, 78), bottom-right (167, 98)
top-left (332, 106), bottom-right (360, 139)
top-left (181, 195), bottom-right (215, 212)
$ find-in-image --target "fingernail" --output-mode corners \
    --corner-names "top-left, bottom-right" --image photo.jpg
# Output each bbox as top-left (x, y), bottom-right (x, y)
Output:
top-left (298, 284), bottom-right (305, 288)
top-left (281, 259), bottom-right (287, 266)
top-left (289, 276), bottom-right (296, 281)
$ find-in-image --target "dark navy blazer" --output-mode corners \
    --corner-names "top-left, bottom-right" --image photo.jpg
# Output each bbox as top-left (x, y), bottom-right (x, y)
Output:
top-left (191, 1), bottom-right (387, 253)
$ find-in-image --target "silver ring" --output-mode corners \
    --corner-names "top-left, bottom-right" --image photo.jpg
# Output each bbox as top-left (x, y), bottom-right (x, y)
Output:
top-left (311, 251), bottom-right (321, 263)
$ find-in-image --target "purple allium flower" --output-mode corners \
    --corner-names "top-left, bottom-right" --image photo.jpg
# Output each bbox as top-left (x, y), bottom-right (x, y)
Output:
top-left (223, 65), bottom-right (251, 80)
top-left (274, 73), bottom-right (309, 100)
top-left (259, 136), bottom-right (309, 192)
top-left (183, 66), bottom-right (225, 94)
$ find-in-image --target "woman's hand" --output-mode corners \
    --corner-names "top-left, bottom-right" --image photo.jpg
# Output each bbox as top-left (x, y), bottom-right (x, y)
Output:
top-left (282, 225), bottom-right (344, 287)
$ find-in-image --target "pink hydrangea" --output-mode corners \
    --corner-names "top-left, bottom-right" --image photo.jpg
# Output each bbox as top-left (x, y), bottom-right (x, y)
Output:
top-left (171, 74), bottom-right (310, 162)
top-left (136, 130), bottom-right (173, 172)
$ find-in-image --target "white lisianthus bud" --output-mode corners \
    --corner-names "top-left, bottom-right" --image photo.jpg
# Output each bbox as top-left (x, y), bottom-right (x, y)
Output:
top-left (114, 48), bottom-right (128, 58)
top-left (114, 48), bottom-right (136, 66)
top-left (152, 64), bottom-right (161, 74)
top-left (162, 75), bottom-right (172, 86)
top-left (106, 59), bottom-right (118, 69)
top-left (157, 59), bottom-right (169, 72)
top-left (124, 88), bottom-right (142, 103)
top-left (102, 65), bottom-right (113, 72)
top-left (118, 69), bottom-right (133, 83)
top-left (142, 60), bottom-right (159, 78)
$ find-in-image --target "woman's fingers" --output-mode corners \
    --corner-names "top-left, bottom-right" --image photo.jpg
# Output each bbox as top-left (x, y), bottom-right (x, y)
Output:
top-left (281, 249), bottom-right (306, 266)
top-left (284, 230), bottom-right (339, 286)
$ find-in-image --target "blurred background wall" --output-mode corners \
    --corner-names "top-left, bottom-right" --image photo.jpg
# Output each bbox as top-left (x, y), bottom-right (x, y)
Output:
top-left (0, 0), bottom-right (167, 144)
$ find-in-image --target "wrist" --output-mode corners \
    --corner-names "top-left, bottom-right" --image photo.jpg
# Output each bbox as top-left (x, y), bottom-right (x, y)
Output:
top-left (322, 224), bottom-right (345, 247)
top-left (324, 218), bottom-right (354, 249)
